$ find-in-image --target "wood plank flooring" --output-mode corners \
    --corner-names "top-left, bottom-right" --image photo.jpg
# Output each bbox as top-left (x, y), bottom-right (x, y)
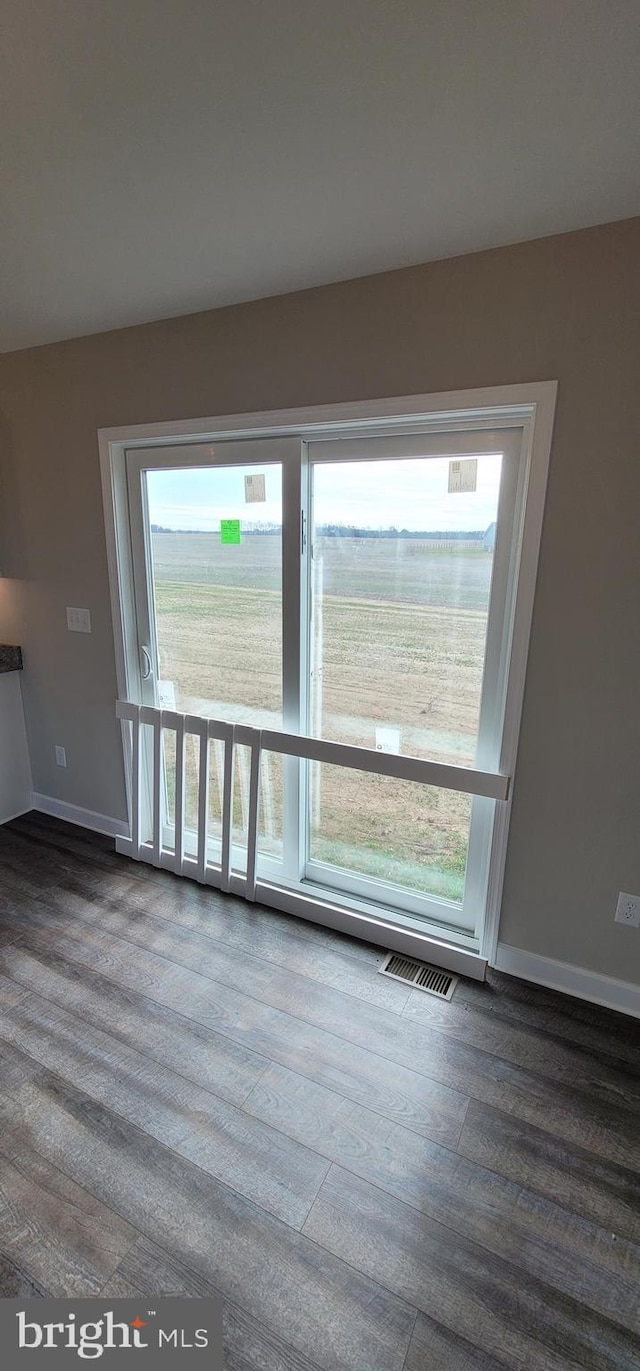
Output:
top-left (0, 812), bottom-right (638, 1370)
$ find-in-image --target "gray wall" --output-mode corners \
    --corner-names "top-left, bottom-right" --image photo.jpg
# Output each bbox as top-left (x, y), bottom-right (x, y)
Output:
top-left (0, 217), bottom-right (639, 984)
top-left (0, 673), bottom-right (32, 822)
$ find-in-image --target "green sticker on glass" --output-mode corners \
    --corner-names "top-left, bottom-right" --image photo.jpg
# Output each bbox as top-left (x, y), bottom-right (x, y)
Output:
top-left (220, 519), bottom-right (241, 545)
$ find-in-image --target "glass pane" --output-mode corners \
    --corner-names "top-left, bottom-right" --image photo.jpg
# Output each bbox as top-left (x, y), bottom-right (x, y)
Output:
top-left (308, 453), bottom-right (502, 906)
top-left (310, 456), bottom-right (501, 765)
top-left (160, 727), bottom-right (224, 858)
top-left (146, 464), bottom-right (282, 835)
top-left (309, 763), bottom-right (471, 903)
top-left (147, 464), bottom-right (282, 724)
top-left (230, 745), bottom-right (284, 871)
top-left (259, 750), bottom-right (284, 861)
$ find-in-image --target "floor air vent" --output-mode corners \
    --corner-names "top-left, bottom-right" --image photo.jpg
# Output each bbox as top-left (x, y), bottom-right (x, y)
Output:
top-left (379, 952), bottom-right (457, 1000)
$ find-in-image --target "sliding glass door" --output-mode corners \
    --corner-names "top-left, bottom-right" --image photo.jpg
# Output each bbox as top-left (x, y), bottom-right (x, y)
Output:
top-left (306, 447), bottom-right (499, 912)
top-left (147, 461), bottom-right (284, 729)
top-left (125, 422), bottom-right (524, 944)
top-left (146, 459), bottom-right (285, 865)
top-left (127, 436), bottom-right (302, 877)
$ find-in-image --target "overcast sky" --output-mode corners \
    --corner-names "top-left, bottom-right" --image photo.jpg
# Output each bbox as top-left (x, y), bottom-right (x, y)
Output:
top-left (147, 455), bottom-right (502, 533)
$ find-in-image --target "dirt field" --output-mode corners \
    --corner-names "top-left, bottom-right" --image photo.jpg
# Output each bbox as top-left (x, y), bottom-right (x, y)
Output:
top-left (151, 532), bottom-right (492, 901)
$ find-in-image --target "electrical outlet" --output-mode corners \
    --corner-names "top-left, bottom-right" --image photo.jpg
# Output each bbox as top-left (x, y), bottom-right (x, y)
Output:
top-left (615, 892), bottom-right (640, 928)
top-left (66, 606), bottom-right (91, 633)
top-left (55, 745), bottom-right (67, 768)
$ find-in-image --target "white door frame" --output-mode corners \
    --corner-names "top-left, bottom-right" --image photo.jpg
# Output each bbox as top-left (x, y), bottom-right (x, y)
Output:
top-left (98, 381), bottom-right (557, 970)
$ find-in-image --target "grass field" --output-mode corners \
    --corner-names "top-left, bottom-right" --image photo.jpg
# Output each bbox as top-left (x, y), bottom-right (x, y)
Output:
top-left (151, 531), bottom-right (493, 902)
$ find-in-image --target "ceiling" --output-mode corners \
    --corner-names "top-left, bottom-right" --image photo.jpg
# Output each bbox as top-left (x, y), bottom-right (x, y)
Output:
top-left (1, 1), bottom-right (639, 353)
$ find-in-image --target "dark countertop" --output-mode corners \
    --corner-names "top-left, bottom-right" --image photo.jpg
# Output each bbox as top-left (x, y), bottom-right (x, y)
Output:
top-left (0, 645), bottom-right (23, 673)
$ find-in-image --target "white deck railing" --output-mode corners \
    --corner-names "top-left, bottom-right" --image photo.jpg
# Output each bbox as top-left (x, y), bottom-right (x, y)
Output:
top-left (116, 701), bottom-right (510, 899)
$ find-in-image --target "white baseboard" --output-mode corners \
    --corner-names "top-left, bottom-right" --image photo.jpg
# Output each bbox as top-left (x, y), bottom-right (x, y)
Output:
top-left (495, 943), bottom-right (640, 1019)
top-left (31, 793), bottom-right (129, 841)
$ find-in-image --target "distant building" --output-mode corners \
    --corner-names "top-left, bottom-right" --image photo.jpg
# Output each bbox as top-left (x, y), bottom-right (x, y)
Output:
top-left (483, 522), bottom-right (497, 552)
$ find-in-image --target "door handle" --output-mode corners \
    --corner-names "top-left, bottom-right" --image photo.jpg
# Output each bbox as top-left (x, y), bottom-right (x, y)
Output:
top-left (140, 645), bottom-right (153, 680)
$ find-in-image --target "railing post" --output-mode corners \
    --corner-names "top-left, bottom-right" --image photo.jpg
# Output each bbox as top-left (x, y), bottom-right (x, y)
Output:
top-left (152, 714), bottom-right (163, 867)
top-left (174, 714), bottom-right (186, 876)
top-left (220, 722), bottom-right (234, 893)
top-left (130, 705), bottom-right (141, 860)
top-left (196, 720), bottom-right (210, 884)
top-left (245, 729), bottom-right (262, 902)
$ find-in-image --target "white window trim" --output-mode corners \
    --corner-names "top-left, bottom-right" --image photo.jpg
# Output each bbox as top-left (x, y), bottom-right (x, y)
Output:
top-left (98, 381), bottom-right (557, 971)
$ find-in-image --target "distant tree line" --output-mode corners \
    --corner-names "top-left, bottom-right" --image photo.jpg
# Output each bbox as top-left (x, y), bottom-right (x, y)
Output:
top-left (151, 523), bottom-right (487, 539)
top-left (314, 526), bottom-right (486, 540)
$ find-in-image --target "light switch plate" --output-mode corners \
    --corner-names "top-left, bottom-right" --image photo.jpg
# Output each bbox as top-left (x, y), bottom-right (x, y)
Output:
top-left (66, 607), bottom-right (91, 633)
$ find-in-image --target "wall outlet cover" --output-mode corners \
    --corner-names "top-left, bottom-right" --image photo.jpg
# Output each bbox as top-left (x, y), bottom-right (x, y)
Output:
top-left (54, 745), bottom-right (67, 768)
top-left (66, 607), bottom-right (92, 633)
top-left (615, 892), bottom-right (640, 928)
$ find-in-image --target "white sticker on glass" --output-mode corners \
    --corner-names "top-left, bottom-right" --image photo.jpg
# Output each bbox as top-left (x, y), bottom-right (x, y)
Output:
top-left (245, 473), bottom-right (266, 503)
top-left (375, 727), bottom-right (401, 754)
top-left (158, 680), bottom-right (176, 709)
top-left (448, 458), bottom-right (478, 493)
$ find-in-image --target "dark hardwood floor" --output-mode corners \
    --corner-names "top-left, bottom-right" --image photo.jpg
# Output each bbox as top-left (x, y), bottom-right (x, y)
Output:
top-left (0, 811), bottom-right (638, 1370)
